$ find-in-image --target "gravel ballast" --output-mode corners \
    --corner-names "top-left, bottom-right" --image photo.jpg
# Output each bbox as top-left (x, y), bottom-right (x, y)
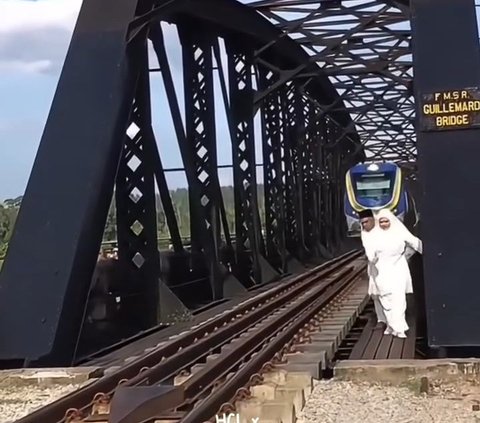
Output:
top-left (0, 383), bottom-right (86, 423)
top-left (298, 379), bottom-right (480, 423)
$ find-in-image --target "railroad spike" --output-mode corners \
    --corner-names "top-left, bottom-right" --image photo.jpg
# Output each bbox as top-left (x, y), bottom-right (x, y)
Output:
top-left (248, 373), bottom-right (264, 386)
top-left (219, 402), bottom-right (236, 415)
top-left (92, 393), bottom-right (111, 415)
top-left (65, 408), bottom-right (84, 423)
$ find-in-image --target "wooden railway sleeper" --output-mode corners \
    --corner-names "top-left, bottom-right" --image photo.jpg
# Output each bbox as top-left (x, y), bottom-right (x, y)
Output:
top-left (180, 266), bottom-right (365, 423)
top-left (87, 265), bottom-right (364, 423)
top-left (176, 268), bottom-right (355, 407)
top-left (19, 252), bottom-right (363, 423)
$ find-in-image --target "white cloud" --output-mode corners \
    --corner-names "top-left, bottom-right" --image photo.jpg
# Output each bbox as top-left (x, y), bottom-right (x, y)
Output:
top-left (0, 1), bottom-right (185, 76)
top-left (0, 0), bottom-right (82, 74)
top-left (0, 59), bottom-right (52, 73)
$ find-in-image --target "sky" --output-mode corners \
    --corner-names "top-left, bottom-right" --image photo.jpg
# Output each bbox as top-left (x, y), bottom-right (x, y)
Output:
top-left (2, 0), bottom-right (480, 201)
top-left (0, 0), bottom-right (253, 200)
top-left (0, 0), bottom-right (84, 199)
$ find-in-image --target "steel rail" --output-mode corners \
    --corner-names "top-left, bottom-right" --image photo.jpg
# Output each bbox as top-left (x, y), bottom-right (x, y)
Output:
top-left (17, 250), bottom-right (361, 423)
top-left (181, 268), bottom-right (355, 404)
top-left (165, 263), bottom-right (366, 422)
top-left (181, 267), bottom-right (365, 423)
top-left (95, 267), bottom-right (358, 423)
top-left (118, 269), bottom-right (354, 390)
top-left (85, 261), bottom-right (363, 423)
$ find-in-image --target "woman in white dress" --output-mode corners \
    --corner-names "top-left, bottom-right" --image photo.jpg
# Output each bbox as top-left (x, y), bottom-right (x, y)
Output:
top-left (366, 208), bottom-right (423, 338)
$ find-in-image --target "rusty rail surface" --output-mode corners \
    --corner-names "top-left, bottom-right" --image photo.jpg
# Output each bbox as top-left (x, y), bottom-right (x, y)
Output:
top-left (182, 265), bottom-right (365, 423)
top-left (17, 250), bottom-right (363, 423)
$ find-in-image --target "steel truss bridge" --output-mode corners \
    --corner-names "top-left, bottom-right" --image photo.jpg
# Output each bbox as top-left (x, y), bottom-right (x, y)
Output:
top-left (0, 0), bottom-right (468, 366)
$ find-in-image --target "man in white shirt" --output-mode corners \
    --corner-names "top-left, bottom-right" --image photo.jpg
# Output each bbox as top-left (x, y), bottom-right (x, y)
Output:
top-left (359, 209), bottom-right (385, 330)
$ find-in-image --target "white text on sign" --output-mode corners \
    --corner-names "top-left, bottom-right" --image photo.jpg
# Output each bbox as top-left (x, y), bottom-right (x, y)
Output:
top-left (421, 90), bottom-right (480, 128)
top-left (215, 413), bottom-right (260, 423)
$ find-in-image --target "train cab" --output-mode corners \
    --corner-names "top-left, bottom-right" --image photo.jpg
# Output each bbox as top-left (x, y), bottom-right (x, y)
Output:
top-left (344, 162), bottom-right (409, 237)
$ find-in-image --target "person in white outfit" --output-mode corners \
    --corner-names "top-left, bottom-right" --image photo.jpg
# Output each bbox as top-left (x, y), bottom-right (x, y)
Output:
top-left (367, 208), bottom-right (423, 338)
top-left (358, 209), bottom-right (386, 329)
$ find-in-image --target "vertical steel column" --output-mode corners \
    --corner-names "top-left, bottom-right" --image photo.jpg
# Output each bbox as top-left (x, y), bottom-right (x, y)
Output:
top-left (178, 25), bottom-right (242, 299)
top-left (281, 83), bottom-right (302, 259)
top-left (258, 67), bottom-right (287, 273)
top-left (115, 49), bottom-right (160, 329)
top-left (322, 120), bottom-right (334, 254)
top-left (330, 122), bottom-right (341, 250)
top-left (225, 41), bottom-right (277, 285)
top-left (330, 141), bottom-right (343, 250)
top-left (316, 119), bottom-right (328, 254)
top-left (302, 99), bottom-right (321, 255)
top-left (180, 26), bottom-right (220, 298)
top-left (310, 104), bottom-right (326, 256)
top-left (290, 88), bottom-right (309, 260)
top-left (0, 0), bottom-right (142, 365)
top-left (411, 0), bottom-right (480, 347)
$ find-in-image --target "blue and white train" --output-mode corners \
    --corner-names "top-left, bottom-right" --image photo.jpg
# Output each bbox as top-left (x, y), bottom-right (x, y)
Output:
top-left (344, 162), bottom-right (418, 237)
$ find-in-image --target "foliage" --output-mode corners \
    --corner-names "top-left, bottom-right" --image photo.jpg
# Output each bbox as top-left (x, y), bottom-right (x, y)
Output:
top-left (0, 186), bottom-right (266, 258)
top-left (0, 202), bottom-right (18, 259)
top-left (105, 185), bottom-right (265, 240)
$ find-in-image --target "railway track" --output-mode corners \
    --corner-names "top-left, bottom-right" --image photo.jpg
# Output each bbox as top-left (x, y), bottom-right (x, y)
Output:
top-left (17, 249), bottom-right (367, 423)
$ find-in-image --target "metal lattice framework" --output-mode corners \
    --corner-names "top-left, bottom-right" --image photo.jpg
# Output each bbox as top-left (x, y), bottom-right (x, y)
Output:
top-left (0, 0), bottom-right (365, 366)
top-left (248, 0), bottom-right (415, 162)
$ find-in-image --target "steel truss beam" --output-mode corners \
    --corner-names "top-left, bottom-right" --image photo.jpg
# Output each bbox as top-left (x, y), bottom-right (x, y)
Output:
top-left (249, 0), bottom-right (416, 162)
top-left (115, 57), bottom-right (161, 330)
top-left (0, 0), bottom-right (363, 366)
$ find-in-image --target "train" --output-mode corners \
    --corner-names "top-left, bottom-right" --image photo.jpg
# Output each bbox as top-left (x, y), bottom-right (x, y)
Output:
top-left (344, 162), bottom-right (418, 237)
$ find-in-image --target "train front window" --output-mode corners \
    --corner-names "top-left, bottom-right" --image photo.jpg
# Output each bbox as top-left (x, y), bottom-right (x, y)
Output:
top-left (352, 172), bottom-right (395, 206)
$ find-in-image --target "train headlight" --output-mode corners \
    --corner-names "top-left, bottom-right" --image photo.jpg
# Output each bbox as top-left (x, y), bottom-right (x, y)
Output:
top-left (367, 163), bottom-right (379, 171)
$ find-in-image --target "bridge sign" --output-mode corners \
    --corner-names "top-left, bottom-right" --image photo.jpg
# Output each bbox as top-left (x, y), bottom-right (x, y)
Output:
top-left (419, 87), bottom-right (480, 131)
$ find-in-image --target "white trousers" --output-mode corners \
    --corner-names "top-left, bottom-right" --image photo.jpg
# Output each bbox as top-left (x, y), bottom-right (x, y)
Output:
top-left (379, 291), bottom-right (409, 334)
top-left (372, 295), bottom-right (386, 323)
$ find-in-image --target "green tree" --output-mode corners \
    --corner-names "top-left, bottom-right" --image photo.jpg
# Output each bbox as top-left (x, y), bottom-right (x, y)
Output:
top-left (0, 184), bottom-right (267, 263)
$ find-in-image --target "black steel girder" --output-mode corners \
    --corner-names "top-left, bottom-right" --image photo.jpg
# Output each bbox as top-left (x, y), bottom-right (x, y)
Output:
top-left (247, 0), bottom-right (416, 162)
top-left (0, 0), bottom-right (362, 366)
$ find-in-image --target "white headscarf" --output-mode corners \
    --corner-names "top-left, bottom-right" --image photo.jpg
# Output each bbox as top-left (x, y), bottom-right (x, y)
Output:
top-left (375, 208), bottom-right (404, 235)
top-left (375, 209), bottom-right (402, 230)
top-left (375, 208), bottom-right (421, 257)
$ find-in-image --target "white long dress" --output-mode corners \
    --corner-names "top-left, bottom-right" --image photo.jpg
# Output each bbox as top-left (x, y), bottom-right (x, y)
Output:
top-left (360, 227), bottom-right (386, 324)
top-left (370, 211), bottom-right (422, 335)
